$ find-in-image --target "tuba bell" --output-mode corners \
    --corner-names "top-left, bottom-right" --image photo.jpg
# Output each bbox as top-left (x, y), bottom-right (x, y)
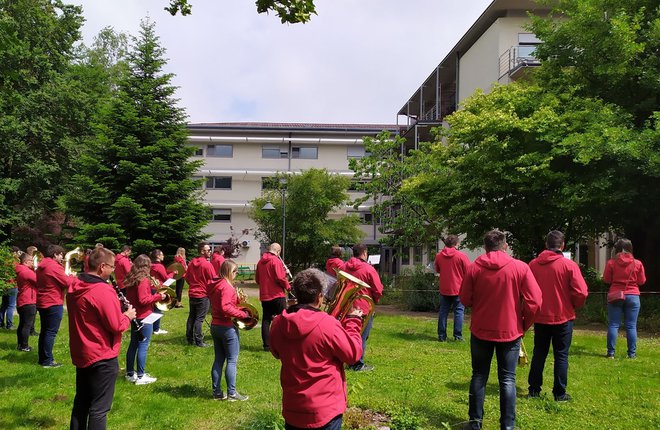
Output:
top-left (232, 286), bottom-right (259, 330)
top-left (64, 247), bottom-right (84, 276)
top-left (148, 276), bottom-right (176, 311)
top-left (323, 270), bottom-right (375, 334)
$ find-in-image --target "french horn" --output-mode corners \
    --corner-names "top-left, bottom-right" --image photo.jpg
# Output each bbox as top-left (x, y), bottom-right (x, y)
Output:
top-left (232, 286), bottom-right (259, 330)
top-left (323, 270), bottom-right (375, 334)
top-left (64, 247), bottom-right (83, 276)
top-left (148, 276), bottom-right (177, 311)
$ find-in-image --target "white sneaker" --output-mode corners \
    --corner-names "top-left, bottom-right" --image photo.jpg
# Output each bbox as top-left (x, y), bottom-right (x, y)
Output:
top-left (135, 374), bottom-right (157, 385)
top-left (125, 373), bottom-right (138, 383)
top-left (154, 329), bottom-right (168, 335)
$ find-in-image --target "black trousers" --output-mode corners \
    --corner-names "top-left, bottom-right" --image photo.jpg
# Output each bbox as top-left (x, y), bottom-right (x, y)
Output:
top-left (175, 278), bottom-right (185, 303)
top-left (70, 357), bottom-right (119, 430)
top-left (186, 297), bottom-right (210, 345)
top-left (17, 304), bottom-right (36, 348)
top-left (261, 297), bottom-right (286, 349)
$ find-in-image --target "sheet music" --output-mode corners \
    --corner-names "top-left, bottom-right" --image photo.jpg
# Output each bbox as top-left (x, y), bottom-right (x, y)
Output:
top-left (163, 278), bottom-right (175, 287)
top-left (141, 313), bottom-right (163, 325)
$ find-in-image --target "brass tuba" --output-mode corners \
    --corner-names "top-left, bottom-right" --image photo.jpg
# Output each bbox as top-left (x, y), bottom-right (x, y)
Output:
top-left (233, 286), bottom-right (259, 330)
top-left (148, 276), bottom-right (177, 311)
top-left (323, 270), bottom-right (375, 334)
top-left (64, 247), bottom-right (84, 276)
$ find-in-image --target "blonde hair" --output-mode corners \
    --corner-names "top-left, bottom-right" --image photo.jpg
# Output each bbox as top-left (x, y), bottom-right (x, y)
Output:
top-left (176, 247), bottom-right (186, 258)
top-left (124, 255), bottom-right (151, 288)
top-left (219, 260), bottom-right (238, 285)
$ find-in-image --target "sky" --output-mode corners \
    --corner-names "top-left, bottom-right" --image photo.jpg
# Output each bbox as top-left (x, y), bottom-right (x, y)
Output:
top-left (75, 0), bottom-right (493, 125)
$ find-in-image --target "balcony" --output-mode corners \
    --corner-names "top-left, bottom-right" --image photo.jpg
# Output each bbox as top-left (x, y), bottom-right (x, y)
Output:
top-left (499, 45), bottom-right (541, 81)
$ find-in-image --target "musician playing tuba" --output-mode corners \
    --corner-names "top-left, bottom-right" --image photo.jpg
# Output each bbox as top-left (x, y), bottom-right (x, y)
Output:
top-left (255, 243), bottom-right (291, 352)
top-left (207, 260), bottom-right (253, 401)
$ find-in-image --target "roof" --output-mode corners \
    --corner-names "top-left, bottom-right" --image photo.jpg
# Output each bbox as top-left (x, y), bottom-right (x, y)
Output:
top-left (188, 122), bottom-right (404, 133)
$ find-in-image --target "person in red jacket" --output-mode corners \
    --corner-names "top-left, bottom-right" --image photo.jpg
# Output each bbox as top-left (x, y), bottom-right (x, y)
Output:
top-left (342, 244), bottom-right (383, 372)
top-left (255, 243), bottom-right (291, 351)
top-left (211, 246), bottom-right (225, 277)
top-left (149, 249), bottom-right (176, 335)
top-left (603, 238), bottom-right (646, 359)
top-left (173, 247), bottom-right (188, 308)
top-left (184, 242), bottom-right (215, 347)
top-left (16, 252), bottom-right (37, 352)
top-left (113, 245), bottom-right (132, 293)
top-left (124, 255), bottom-right (167, 385)
top-left (208, 259), bottom-right (250, 401)
top-left (434, 235), bottom-right (471, 342)
top-left (528, 230), bottom-right (588, 401)
top-left (325, 246), bottom-right (345, 277)
top-left (67, 247), bottom-right (136, 430)
top-left (36, 244), bottom-right (75, 368)
top-left (270, 268), bottom-right (363, 430)
top-left (460, 230), bottom-right (542, 430)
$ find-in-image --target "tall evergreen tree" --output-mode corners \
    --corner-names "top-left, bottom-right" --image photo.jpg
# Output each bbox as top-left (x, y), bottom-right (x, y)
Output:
top-left (63, 19), bottom-right (208, 254)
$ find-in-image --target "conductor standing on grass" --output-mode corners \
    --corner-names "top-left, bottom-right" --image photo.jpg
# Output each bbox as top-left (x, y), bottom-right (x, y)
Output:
top-left (270, 269), bottom-right (363, 430)
top-left (434, 234), bottom-right (470, 342)
top-left (528, 230), bottom-right (588, 402)
top-left (460, 230), bottom-right (542, 430)
top-left (67, 247), bottom-right (136, 430)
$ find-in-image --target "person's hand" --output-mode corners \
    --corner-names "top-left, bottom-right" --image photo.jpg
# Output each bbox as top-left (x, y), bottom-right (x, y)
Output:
top-left (160, 293), bottom-right (167, 300)
top-left (347, 308), bottom-right (363, 318)
top-left (124, 305), bottom-right (136, 320)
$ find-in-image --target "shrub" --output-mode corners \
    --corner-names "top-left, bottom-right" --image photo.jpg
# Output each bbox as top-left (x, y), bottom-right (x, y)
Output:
top-left (395, 265), bottom-right (439, 312)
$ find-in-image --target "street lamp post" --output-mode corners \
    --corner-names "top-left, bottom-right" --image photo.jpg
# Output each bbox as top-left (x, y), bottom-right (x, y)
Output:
top-left (261, 178), bottom-right (287, 259)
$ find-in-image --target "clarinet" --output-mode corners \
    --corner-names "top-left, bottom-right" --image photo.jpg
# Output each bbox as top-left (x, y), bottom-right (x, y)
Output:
top-left (110, 277), bottom-right (145, 341)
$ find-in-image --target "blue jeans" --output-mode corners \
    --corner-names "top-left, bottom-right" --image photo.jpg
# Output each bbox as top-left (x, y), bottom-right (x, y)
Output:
top-left (607, 295), bottom-right (641, 357)
top-left (125, 321), bottom-right (154, 377)
top-left (285, 414), bottom-right (343, 430)
top-left (468, 335), bottom-right (520, 430)
top-left (352, 313), bottom-right (374, 367)
top-left (0, 288), bottom-right (18, 328)
top-left (211, 325), bottom-right (240, 396)
top-left (528, 321), bottom-right (573, 396)
top-left (153, 308), bottom-right (163, 332)
top-left (38, 305), bottom-right (63, 365)
top-left (438, 294), bottom-right (464, 340)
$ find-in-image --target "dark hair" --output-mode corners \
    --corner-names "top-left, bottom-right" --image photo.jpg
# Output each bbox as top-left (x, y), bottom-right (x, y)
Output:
top-left (483, 230), bottom-right (506, 252)
top-left (443, 235), bottom-right (459, 248)
top-left (124, 255), bottom-right (151, 288)
top-left (88, 248), bottom-right (115, 271)
top-left (292, 269), bottom-right (326, 305)
top-left (352, 244), bottom-right (368, 258)
top-left (11, 246), bottom-right (20, 253)
top-left (149, 249), bottom-right (163, 262)
top-left (44, 245), bottom-right (64, 258)
top-left (614, 238), bottom-right (633, 254)
top-left (546, 230), bottom-right (565, 250)
top-left (121, 244), bottom-right (132, 252)
top-left (19, 253), bottom-right (31, 264)
top-left (197, 241), bottom-right (210, 253)
top-left (331, 246), bottom-right (343, 258)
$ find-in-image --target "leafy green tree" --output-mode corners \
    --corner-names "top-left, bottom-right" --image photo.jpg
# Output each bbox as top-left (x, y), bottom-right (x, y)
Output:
top-left (249, 169), bottom-right (363, 272)
top-left (0, 0), bottom-right (89, 243)
top-left (62, 19), bottom-right (208, 255)
top-left (0, 247), bottom-right (16, 294)
top-left (165, 0), bottom-right (317, 23)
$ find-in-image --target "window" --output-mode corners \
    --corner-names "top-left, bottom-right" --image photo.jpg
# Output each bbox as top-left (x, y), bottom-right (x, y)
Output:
top-left (262, 177), bottom-right (278, 190)
top-left (192, 176), bottom-right (204, 189)
top-left (262, 145), bottom-right (288, 158)
top-left (348, 211), bottom-right (374, 225)
top-left (413, 246), bottom-right (422, 264)
top-left (207, 144), bottom-right (233, 157)
top-left (347, 146), bottom-right (370, 159)
top-left (401, 247), bottom-right (410, 265)
top-left (211, 209), bottom-right (231, 222)
top-left (189, 146), bottom-right (203, 156)
top-left (206, 176), bottom-right (232, 189)
top-left (292, 146), bottom-right (318, 159)
top-left (348, 180), bottom-right (369, 192)
top-left (518, 33), bottom-right (541, 45)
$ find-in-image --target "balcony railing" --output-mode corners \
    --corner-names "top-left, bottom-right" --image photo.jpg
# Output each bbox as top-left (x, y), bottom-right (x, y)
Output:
top-left (499, 45), bottom-right (541, 79)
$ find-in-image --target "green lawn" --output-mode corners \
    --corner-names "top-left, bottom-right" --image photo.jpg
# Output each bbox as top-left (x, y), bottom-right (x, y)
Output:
top-left (0, 294), bottom-right (658, 429)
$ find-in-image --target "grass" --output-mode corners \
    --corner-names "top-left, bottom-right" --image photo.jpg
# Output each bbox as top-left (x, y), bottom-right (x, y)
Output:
top-left (0, 289), bottom-right (658, 430)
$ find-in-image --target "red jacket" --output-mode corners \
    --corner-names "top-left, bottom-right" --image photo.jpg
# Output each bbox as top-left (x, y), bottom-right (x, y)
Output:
top-left (125, 278), bottom-right (161, 320)
top-left (207, 278), bottom-right (248, 327)
top-left (150, 262), bottom-right (173, 284)
top-left (16, 264), bottom-right (37, 307)
top-left (66, 273), bottom-right (131, 368)
top-left (460, 251), bottom-right (542, 342)
top-left (342, 257), bottom-right (384, 313)
top-left (270, 307), bottom-right (362, 428)
top-left (36, 257), bottom-right (74, 308)
top-left (325, 257), bottom-right (344, 277)
top-left (174, 255), bottom-right (188, 277)
top-left (114, 253), bottom-right (132, 289)
top-left (603, 253), bottom-right (646, 296)
top-left (434, 247), bottom-right (470, 296)
top-left (211, 253), bottom-right (225, 276)
top-left (529, 250), bottom-right (588, 324)
top-left (184, 256), bottom-right (215, 298)
top-left (255, 252), bottom-right (291, 301)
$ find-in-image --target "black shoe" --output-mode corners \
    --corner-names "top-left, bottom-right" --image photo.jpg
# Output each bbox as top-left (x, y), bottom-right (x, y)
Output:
top-left (263, 346), bottom-right (270, 352)
top-left (30, 331), bottom-right (39, 336)
top-left (213, 391), bottom-right (227, 400)
top-left (42, 362), bottom-right (62, 368)
top-left (196, 343), bottom-right (210, 348)
top-left (528, 390), bottom-right (541, 398)
top-left (17, 346), bottom-right (32, 352)
top-left (554, 393), bottom-right (572, 402)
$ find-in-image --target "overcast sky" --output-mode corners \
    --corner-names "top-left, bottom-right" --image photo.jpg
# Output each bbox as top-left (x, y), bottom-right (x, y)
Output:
top-left (75, 0), bottom-right (492, 125)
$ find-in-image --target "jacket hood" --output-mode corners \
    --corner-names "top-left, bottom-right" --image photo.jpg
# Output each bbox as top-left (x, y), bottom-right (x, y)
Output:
top-left (68, 273), bottom-right (108, 297)
top-left (535, 249), bottom-right (563, 265)
top-left (276, 306), bottom-right (323, 339)
top-left (36, 257), bottom-right (59, 273)
top-left (16, 264), bottom-right (31, 275)
top-left (475, 251), bottom-right (514, 270)
top-left (188, 256), bottom-right (208, 269)
top-left (343, 257), bottom-right (364, 272)
top-left (440, 247), bottom-right (458, 258)
top-left (259, 252), bottom-right (278, 265)
top-left (615, 252), bottom-right (635, 267)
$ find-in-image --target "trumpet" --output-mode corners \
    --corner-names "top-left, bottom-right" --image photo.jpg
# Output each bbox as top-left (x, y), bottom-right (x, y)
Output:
top-left (148, 276), bottom-right (177, 312)
top-left (323, 270), bottom-right (375, 334)
top-left (233, 286), bottom-right (259, 330)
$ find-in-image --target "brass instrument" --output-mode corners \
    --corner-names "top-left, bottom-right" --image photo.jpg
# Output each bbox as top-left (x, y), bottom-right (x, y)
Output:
top-left (148, 276), bottom-right (177, 311)
top-left (518, 337), bottom-right (529, 367)
top-left (32, 251), bottom-right (43, 271)
top-left (233, 286), bottom-right (259, 330)
top-left (323, 270), bottom-right (375, 334)
top-left (64, 247), bottom-right (83, 276)
top-left (166, 262), bottom-right (185, 280)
